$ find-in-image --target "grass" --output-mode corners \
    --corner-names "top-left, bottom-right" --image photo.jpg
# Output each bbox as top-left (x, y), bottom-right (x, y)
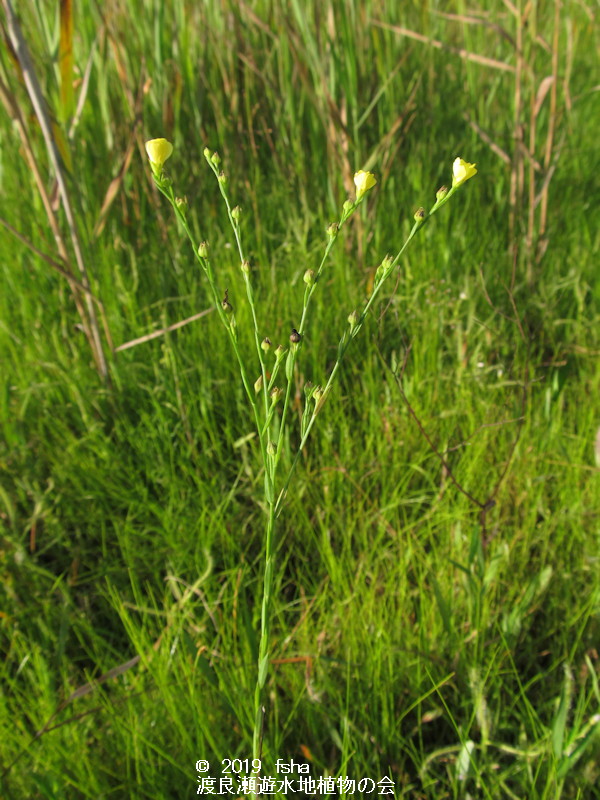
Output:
top-left (1, 0), bottom-right (599, 797)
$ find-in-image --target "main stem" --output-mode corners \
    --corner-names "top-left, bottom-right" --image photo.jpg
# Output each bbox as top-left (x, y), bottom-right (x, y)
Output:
top-left (251, 493), bottom-right (276, 770)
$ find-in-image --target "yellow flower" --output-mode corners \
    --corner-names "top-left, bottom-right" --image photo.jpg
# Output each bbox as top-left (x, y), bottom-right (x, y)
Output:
top-left (145, 138), bottom-right (173, 170)
top-left (354, 170), bottom-right (377, 201)
top-left (452, 157), bottom-right (477, 187)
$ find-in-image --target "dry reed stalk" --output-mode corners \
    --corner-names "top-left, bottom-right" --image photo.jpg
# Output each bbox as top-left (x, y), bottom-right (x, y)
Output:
top-left (539, 0), bottom-right (561, 249)
top-left (3, 0), bottom-right (110, 379)
top-left (0, 73), bottom-right (108, 352)
top-left (115, 308), bottom-right (214, 352)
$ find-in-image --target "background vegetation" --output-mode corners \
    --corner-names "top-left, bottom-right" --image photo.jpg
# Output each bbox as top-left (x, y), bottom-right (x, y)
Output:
top-left (1, 0), bottom-right (599, 797)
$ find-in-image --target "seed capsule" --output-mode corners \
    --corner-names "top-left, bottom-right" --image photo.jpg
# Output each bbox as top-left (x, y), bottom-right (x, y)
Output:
top-left (221, 289), bottom-right (233, 314)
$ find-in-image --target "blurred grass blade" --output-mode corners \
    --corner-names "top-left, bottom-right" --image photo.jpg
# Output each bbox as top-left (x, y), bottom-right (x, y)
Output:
top-left (557, 714), bottom-right (600, 779)
top-left (431, 576), bottom-right (452, 635)
top-left (456, 739), bottom-right (475, 781)
top-left (552, 664), bottom-right (573, 759)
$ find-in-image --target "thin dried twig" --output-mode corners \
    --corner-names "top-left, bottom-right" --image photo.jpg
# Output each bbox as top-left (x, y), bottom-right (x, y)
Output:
top-left (0, 216), bottom-right (98, 301)
top-left (0, 73), bottom-right (92, 325)
top-left (432, 9), bottom-right (516, 49)
top-left (509, 3), bottom-right (524, 289)
top-left (539, 0), bottom-right (561, 243)
top-left (371, 19), bottom-right (515, 73)
top-left (115, 308), bottom-right (214, 352)
top-left (463, 114), bottom-right (511, 165)
top-left (92, 68), bottom-right (145, 239)
top-left (68, 31), bottom-right (100, 139)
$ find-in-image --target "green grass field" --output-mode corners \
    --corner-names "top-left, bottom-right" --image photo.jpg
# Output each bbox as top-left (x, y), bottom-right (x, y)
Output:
top-left (1, 1), bottom-right (599, 797)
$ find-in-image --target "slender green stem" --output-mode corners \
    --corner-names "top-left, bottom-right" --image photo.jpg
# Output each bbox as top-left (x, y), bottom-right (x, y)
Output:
top-left (204, 157), bottom-right (270, 414)
top-left (154, 179), bottom-right (271, 490)
top-left (273, 205), bottom-right (357, 470)
top-left (251, 494), bottom-right (276, 772)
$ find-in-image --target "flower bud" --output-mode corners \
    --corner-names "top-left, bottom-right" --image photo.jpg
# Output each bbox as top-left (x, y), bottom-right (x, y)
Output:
top-left (175, 196), bottom-right (188, 215)
top-left (211, 151), bottom-right (221, 166)
top-left (436, 185), bottom-right (448, 201)
top-left (218, 171), bottom-right (228, 186)
top-left (414, 207), bottom-right (426, 222)
top-left (261, 337), bottom-right (272, 352)
top-left (241, 259), bottom-right (251, 275)
top-left (232, 205), bottom-right (241, 221)
top-left (266, 440), bottom-right (276, 457)
top-left (303, 269), bottom-right (315, 287)
top-left (343, 200), bottom-right (353, 214)
top-left (303, 381), bottom-right (315, 399)
top-left (353, 170), bottom-right (377, 201)
top-left (254, 375), bottom-right (263, 394)
top-left (326, 222), bottom-right (338, 238)
top-left (313, 386), bottom-right (324, 403)
top-left (270, 387), bottom-right (283, 405)
top-left (203, 147), bottom-right (211, 159)
top-left (347, 310), bottom-right (360, 331)
top-left (198, 241), bottom-right (209, 258)
top-left (274, 344), bottom-right (286, 361)
top-left (145, 138), bottom-right (173, 176)
top-left (451, 157), bottom-right (477, 188)
top-left (290, 328), bottom-right (301, 344)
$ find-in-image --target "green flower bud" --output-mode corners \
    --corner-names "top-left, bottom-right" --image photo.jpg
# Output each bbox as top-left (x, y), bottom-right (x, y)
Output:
top-left (261, 337), bottom-right (272, 352)
top-left (347, 310), bottom-right (360, 331)
top-left (274, 344), bottom-right (286, 361)
top-left (270, 387), bottom-right (283, 405)
top-left (232, 205), bottom-right (241, 221)
top-left (343, 200), bottom-right (353, 214)
top-left (375, 254), bottom-right (394, 284)
top-left (303, 381), bottom-right (315, 399)
top-left (203, 147), bottom-right (211, 159)
top-left (254, 375), bottom-right (263, 394)
top-left (211, 151), bottom-right (221, 166)
top-left (175, 196), bottom-right (188, 215)
top-left (218, 171), bottom-right (228, 186)
top-left (313, 385), bottom-right (323, 403)
top-left (436, 185), bottom-right (448, 201)
top-left (241, 259), bottom-right (251, 275)
top-left (198, 241), bottom-right (209, 258)
top-left (326, 222), bottom-right (339, 237)
top-left (266, 440), bottom-right (276, 457)
top-left (414, 207), bottom-right (426, 222)
top-left (303, 269), bottom-right (315, 287)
